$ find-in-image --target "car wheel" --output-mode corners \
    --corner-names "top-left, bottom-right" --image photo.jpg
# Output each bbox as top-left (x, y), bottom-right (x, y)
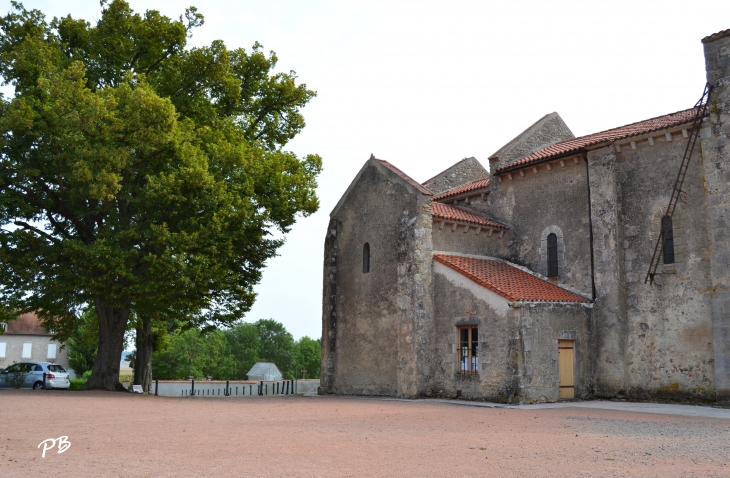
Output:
top-left (32, 381), bottom-right (45, 390)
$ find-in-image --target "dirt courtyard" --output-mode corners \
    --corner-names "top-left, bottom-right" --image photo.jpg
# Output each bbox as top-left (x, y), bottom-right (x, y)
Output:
top-left (1, 390), bottom-right (729, 477)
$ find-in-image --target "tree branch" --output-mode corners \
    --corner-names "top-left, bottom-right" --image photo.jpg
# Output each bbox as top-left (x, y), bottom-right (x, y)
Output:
top-left (13, 221), bottom-right (59, 243)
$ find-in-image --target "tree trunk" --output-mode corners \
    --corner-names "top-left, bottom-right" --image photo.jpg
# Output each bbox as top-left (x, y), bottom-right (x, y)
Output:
top-left (84, 301), bottom-right (129, 391)
top-left (133, 315), bottom-right (153, 393)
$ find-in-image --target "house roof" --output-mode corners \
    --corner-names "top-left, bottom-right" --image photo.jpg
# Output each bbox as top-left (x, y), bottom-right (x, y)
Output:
top-left (494, 106), bottom-right (707, 174)
top-left (434, 254), bottom-right (589, 303)
top-left (4, 312), bottom-right (49, 335)
top-left (432, 202), bottom-right (507, 230)
top-left (433, 177), bottom-right (490, 201)
top-left (378, 160), bottom-right (433, 196)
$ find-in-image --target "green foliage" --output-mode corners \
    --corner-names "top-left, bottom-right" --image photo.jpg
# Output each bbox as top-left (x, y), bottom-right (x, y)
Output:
top-left (81, 370), bottom-right (92, 380)
top-left (65, 308), bottom-right (99, 377)
top-left (69, 378), bottom-right (86, 390)
top-left (149, 318), bottom-right (317, 381)
top-left (294, 336), bottom-right (321, 379)
top-left (152, 328), bottom-right (235, 380)
top-left (224, 321), bottom-right (260, 380)
top-left (0, 1), bottom-right (320, 388)
top-left (4, 362), bottom-right (30, 388)
top-left (254, 319), bottom-right (295, 379)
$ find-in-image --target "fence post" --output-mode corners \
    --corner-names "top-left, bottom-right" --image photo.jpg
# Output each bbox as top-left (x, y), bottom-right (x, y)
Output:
top-left (226, 380), bottom-right (230, 396)
top-left (155, 379), bottom-right (159, 396)
top-left (42, 372), bottom-right (46, 389)
top-left (191, 379), bottom-right (195, 397)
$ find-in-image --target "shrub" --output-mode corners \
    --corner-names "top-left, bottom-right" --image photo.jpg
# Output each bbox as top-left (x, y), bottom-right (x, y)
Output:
top-left (69, 378), bottom-right (86, 391)
top-left (5, 362), bottom-right (30, 388)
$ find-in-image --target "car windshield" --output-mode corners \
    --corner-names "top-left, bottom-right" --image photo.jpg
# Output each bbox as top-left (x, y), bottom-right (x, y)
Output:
top-left (48, 365), bottom-right (66, 373)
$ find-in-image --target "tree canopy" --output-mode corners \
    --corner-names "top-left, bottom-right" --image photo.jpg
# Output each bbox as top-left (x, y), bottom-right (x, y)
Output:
top-left (149, 319), bottom-right (320, 381)
top-left (0, 1), bottom-right (320, 390)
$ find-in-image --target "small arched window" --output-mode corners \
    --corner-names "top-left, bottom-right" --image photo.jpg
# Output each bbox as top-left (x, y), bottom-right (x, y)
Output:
top-left (662, 215), bottom-right (675, 264)
top-left (547, 233), bottom-right (558, 277)
top-left (363, 242), bottom-right (370, 273)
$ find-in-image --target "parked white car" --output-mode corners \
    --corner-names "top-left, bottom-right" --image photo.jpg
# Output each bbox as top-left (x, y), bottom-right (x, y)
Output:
top-left (0, 362), bottom-right (70, 390)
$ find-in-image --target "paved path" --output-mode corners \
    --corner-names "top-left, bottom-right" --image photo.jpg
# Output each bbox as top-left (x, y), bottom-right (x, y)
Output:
top-left (306, 393), bottom-right (730, 419)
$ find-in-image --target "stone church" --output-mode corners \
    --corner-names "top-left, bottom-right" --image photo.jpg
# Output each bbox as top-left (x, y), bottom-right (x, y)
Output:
top-left (320, 30), bottom-right (730, 403)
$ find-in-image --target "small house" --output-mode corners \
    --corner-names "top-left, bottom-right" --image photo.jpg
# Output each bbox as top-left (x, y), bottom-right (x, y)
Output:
top-left (0, 312), bottom-right (71, 373)
top-left (246, 362), bottom-right (283, 381)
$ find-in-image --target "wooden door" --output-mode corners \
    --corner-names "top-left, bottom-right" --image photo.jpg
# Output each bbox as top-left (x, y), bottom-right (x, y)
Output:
top-left (558, 340), bottom-right (575, 399)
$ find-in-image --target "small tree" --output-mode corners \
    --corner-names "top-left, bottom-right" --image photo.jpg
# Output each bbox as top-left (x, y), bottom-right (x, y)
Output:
top-left (65, 308), bottom-right (99, 377)
top-left (294, 336), bottom-right (321, 379)
top-left (5, 362), bottom-right (29, 388)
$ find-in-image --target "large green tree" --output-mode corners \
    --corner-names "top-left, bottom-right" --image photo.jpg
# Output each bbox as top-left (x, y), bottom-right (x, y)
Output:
top-left (0, 1), bottom-right (320, 390)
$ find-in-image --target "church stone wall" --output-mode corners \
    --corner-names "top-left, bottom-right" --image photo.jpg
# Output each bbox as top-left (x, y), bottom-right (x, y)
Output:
top-left (320, 160), bottom-right (434, 398)
top-left (431, 222), bottom-right (510, 257)
top-left (422, 157), bottom-right (488, 195)
top-left (430, 262), bottom-right (522, 402)
top-left (609, 132), bottom-right (715, 401)
top-left (701, 31), bottom-right (730, 402)
top-left (488, 160), bottom-right (593, 296)
top-left (518, 303), bottom-right (593, 403)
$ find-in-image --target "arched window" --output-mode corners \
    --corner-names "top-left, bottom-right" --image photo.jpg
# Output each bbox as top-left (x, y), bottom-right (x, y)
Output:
top-left (662, 215), bottom-right (675, 264)
top-left (547, 233), bottom-right (558, 277)
top-left (363, 242), bottom-right (370, 273)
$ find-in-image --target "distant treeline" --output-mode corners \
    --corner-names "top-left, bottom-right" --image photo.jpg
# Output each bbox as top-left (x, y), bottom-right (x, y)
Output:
top-left (67, 312), bottom-right (320, 380)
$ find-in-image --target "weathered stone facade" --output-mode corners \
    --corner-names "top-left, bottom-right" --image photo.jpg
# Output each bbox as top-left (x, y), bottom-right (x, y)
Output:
top-left (321, 30), bottom-right (730, 404)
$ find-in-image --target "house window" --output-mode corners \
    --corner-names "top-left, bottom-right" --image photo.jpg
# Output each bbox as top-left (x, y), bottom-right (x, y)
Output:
top-left (22, 342), bottom-right (32, 359)
top-left (547, 233), bottom-right (559, 277)
top-left (363, 242), bottom-right (370, 273)
top-left (0, 342), bottom-right (6, 358)
top-left (662, 215), bottom-right (675, 264)
top-left (458, 326), bottom-right (479, 375)
top-left (47, 344), bottom-right (57, 360)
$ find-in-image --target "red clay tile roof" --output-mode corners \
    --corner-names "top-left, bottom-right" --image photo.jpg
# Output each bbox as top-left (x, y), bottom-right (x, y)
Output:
top-left (702, 29), bottom-right (730, 43)
top-left (5, 312), bottom-right (49, 335)
top-left (434, 254), bottom-right (589, 303)
top-left (433, 177), bottom-right (490, 201)
top-left (432, 202), bottom-right (506, 229)
top-left (494, 106), bottom-right (707, 174)
top-left (378, 159), bottom-right (433, 195)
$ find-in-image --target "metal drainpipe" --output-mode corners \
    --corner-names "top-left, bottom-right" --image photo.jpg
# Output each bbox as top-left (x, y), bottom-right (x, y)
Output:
top-left (583, 151), bottom-right (597, 302)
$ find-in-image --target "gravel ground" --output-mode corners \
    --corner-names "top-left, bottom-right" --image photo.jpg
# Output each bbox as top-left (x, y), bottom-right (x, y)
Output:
top-left (1, 390), bottom-right (729, 477)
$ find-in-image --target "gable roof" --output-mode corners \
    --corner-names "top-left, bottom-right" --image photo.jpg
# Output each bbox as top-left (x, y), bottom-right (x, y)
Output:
top-left (434, 254), bottom-right (589, 303)
top-left (432, 202), bottom-right (507, 230)
top-left (433, 177), bottom-right (490, 201)
top-left (494, 106), bottom-right (708, 174)
top-left (378, 160), bottom-right (433, 196)
top-left (489, 112), bottom-right (574, 161)
top-left (330, 156), bottom-right (432, 217)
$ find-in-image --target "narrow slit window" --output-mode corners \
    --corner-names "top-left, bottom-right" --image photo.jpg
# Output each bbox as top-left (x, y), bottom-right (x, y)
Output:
top-left (662, 215), bottom-right (675, 264)
top-left (547, 233), bottom-right (559, 277)
top-left (363, 242), bottom-right (370, 273)
top-left (458, 326), bottom-right (479, 375)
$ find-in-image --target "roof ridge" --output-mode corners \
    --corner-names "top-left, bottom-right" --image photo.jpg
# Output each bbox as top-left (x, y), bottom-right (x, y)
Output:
top-left (495, 105), bottom-right (706, 174)
top-left (433, 176), bottom-right (491, 201)
top-left (377, 159), bottom-right (433, 196)
top-left (431, 202), bottom-right (507, 229)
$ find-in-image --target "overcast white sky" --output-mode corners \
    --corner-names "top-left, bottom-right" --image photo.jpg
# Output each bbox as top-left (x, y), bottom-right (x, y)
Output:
top-left (3, 1), bottom-right (729, 340)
